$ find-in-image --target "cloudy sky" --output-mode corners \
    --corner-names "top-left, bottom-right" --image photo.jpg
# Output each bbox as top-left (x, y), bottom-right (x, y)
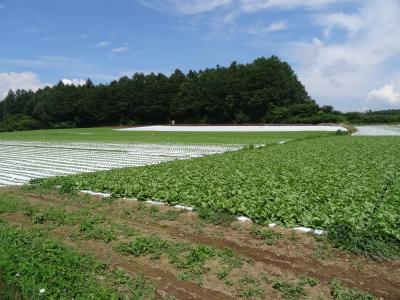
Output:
top-left (0, 0), bottom-right (399, 111)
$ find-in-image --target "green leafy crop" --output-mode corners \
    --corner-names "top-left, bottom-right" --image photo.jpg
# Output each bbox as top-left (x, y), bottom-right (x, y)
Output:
top-left (37, 136), bottom-right (400, 258)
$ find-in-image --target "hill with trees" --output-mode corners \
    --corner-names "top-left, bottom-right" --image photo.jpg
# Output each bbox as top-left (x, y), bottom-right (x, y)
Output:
top-left (0, 56), bottom-right (399, 132)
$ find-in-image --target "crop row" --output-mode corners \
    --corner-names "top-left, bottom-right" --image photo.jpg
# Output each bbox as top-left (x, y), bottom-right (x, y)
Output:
top-left (38, 136), bottom-right (400, 257)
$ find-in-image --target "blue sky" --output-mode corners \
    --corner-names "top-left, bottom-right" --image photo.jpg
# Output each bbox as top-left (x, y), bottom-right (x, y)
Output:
top-left (0, 0), bottom-right (399, 111)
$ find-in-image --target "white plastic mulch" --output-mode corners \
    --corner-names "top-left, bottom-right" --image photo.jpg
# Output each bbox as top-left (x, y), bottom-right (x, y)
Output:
top-left (0, 141), bottom-right (242, 187)
top-left (116, 125), bottom-right (347, 132)
top-left (354, 125), bottom-right (400, 136)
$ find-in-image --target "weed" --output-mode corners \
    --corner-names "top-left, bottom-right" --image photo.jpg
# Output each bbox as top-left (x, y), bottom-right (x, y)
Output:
top-left (272, 280), bottom-right (307, 300)
top-left (130, 274), bottom-right (158, 299)
top-left (0, 194), bottom-right (32, 214)
top-left (117, 234), bottom-right (243, 283)
top-left (349, 259), bottom-right (364, 272)
top-left (250, 226), bottom-right (283, 245)
top-left (44, 207), bottom-right (74, 226)
top-left (237, 274), bottom-right (263, 298)
top-left (312, 240), bottom-right (333, 260)
top-left (149, 206), bottom-right (159, 215)
top-left (327, 221), bottom-right (400, 259)
top-left (32, 212), bottom-right (46, 224)
top-left (288, 230), bottom-right (298, 243)
top-left (217, 267), bottom-right (230, 280)
top-left (112, 269), bottom-right (158, 299)
top-left (197, 207), bottom-right (236, 226)
top-left (299, 277), bottom-right (319, 287)
top-left (192, 220), bottom-right (205, 235)
top-left (79, 216), bottom-right (116, 243)
top-left (58, 178), bottom-right (77, 194)
top-left (330, 279), bottom-right (376, 300)
top-left (160, 210), bottom-right (181, 221)
top-left (117, 235), bottom-right (169, 259)
top-left (272, 277), bottom-right (319, 300)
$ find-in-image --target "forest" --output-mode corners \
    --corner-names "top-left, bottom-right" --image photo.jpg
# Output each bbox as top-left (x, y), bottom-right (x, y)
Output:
top-left (0, 56), bottom-right (398, 132)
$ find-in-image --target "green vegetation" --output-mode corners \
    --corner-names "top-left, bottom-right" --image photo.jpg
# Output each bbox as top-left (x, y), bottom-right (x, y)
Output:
top-left (237, 274), bottom-right (264, 298)
top-left (330, 279), bottom-right (377, 300)
top-left (0, 223), bottom-right (117, 299)
top-left (0, 56), bottom-right (323, 131)
top-left (37, 136), bottom-right (400, 258)
top-left (271, 277), bottom-right (319, 300)
top-left (0, 187), bottom-right (388, 299)
top-left (0, 126), bottom-right (332, 144)
top-left (1, 55), bottom-right (399, 133)
top-left (117, 234), bottom-right (244, 283)
top-left (197, 206), bottom-right (236, 226)
top-left (250, 226), bottom-right (283, 245)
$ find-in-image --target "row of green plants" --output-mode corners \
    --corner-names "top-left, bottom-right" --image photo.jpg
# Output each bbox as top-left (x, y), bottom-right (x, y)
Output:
top-left (35, 136), bottom-right (400, 258)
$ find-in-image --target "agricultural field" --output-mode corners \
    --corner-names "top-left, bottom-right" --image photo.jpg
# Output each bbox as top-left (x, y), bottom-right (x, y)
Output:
top-left (0, 141), bottom-right (242, 186)
top-left (0, 127), bottom-right (332, 144)
top-left (37, 136), bottom-right (400, 257)
top-left (0, 128), bottom-right (399, 299)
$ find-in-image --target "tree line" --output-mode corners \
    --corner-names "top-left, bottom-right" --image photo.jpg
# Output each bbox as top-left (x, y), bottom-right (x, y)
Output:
top-left (0, 56), bottom-right (399, 132)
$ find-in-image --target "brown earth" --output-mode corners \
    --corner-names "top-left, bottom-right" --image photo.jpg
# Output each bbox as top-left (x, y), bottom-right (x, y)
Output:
top-left (0, 187), bottom-right (399, 300)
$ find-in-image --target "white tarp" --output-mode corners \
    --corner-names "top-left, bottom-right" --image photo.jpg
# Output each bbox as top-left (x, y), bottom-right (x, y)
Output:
top-left (116, 125), bottom-right (347, 132)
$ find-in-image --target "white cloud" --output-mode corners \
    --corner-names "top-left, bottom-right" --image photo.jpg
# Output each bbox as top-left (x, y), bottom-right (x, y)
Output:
top-left (240, 0), bottom-right (351, 12)
top-left (139, 0), bottom-right (356, 15)
top-left (264, 21), bottom-right (287, 32)
top-left (314, 12), bottom-right (365, 36)
top-left (61, 78), bottom-right (87, 86)
top-left (0, 72), bottom-right (47, 100)
top-left (245, 21), bottom-right (287, 34)
top-left (138, 0), bottom-right (232, 15)
top-left (174, 0), bottom-right (232, 14)
top-left (96, 41), bottom-right (110, 48)
top-left (0, 56), bottom-right (92, 69)
top-left (368, 82), bottom-right (400, 106)
top-left (286, 0), bottom-right (400, 111)
top-left (111, 47), bottom-right (130, 54)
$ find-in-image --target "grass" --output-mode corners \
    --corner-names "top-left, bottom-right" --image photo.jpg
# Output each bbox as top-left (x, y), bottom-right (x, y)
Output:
top-left (0, 222), bottom-right (117, 299)
top-left (0, 221), bottom-right (162, 299)
top-left (0, 126), bottom-right (333, 144)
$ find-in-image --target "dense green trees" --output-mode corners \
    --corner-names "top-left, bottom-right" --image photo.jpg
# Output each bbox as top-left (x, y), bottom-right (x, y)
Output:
top-left (0, 56), bottom-right (399, 132)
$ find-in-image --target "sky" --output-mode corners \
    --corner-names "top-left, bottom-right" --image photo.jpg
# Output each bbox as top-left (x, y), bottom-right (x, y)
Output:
top-left (0, 0), bottom-right (400, 111)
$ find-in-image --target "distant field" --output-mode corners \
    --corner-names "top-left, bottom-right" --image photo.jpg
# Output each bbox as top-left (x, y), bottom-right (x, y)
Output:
top-left (0, 127), bottom-right (334, 144)
top-left (354, 125), bottom-right (400, 136)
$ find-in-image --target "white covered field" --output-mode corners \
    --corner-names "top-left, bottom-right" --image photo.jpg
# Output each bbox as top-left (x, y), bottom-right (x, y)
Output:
top-left (0, 141), bottom-right (242, 187)
top-left (354, 125), bottom-right (400, 136)
top-left (117, 125), bottom-right (347, 132)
